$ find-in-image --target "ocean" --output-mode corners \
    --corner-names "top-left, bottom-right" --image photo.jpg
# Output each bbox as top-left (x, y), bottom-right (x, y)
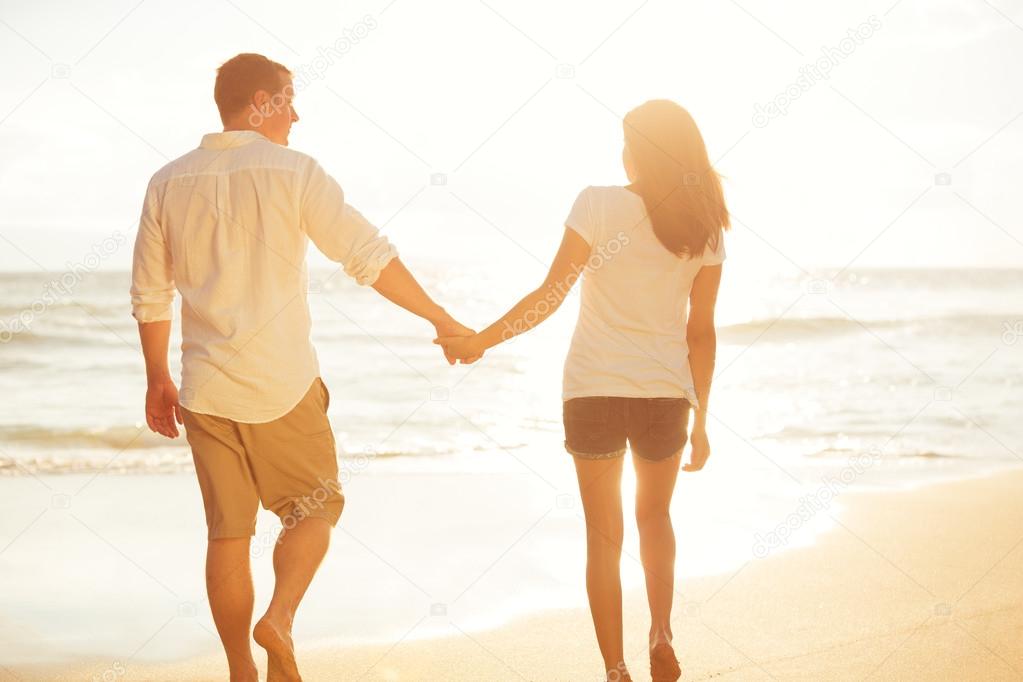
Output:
top-left (1, 265), bottom-right (1021, 484)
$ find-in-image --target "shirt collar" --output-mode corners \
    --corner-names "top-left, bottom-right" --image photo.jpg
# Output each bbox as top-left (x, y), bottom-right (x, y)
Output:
top-left (199, 130), bottom-right (270, 150)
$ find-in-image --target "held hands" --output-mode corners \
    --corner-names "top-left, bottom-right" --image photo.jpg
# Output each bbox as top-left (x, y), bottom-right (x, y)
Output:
top-left (434, 333), bottom-right (484, 364)
top-left (145, 376), bottom-right (183, 438)
top-left (433, 316), bottom-right (483, 365)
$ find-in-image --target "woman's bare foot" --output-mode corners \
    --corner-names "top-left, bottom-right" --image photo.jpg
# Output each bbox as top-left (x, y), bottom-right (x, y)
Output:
top-left (650, 642), bottom-right (681, 682)
top-left (607, 662), bottom-right (632, 681)
top-left (253, 615), bottom-right (301, 682)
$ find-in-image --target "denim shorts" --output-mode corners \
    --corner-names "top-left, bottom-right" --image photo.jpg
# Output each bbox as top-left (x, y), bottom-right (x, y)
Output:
top-left (563, 396), bottom-right (691, 461)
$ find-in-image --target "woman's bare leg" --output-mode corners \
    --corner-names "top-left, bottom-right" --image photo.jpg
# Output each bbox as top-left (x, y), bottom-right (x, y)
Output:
top-left (634, 451), bottom-right (683, 679)
top-left (573, 455), bottom-right (630, 680)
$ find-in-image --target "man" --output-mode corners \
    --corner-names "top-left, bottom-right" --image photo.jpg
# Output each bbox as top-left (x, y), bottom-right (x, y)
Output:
top-left (130, 53), bottom-right (474, 681)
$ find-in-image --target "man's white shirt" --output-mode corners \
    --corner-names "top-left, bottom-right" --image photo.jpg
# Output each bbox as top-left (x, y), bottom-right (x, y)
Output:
top-left (130, 130), bottom-right (397, 422)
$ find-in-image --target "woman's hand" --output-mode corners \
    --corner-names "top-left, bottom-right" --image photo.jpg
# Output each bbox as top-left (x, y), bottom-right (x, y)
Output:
top-left (434, 334), bottom-right (484, 364)
top-left (683, 424), bottom-right (710, 472)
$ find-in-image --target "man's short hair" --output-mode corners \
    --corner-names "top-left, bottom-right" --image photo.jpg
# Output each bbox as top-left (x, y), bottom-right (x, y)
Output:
top-left (214, 53), bottom-right (292, 125)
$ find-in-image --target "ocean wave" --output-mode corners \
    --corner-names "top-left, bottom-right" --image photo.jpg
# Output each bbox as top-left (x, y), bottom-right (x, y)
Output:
top-left (717, 313), bottom-right (1012, 342)
top-left (0, 444), bottom-right (447, 476)
top-left (0, 326), bottom-right (137, 349)
top-left (807, 447), bottom-right (972, 461)
top-left (0, 425), bottom-right (164, 450)
top-left (0, 300), bottom-right (127, 318)
top-left (0, 423), bottom-right (466, 455)
top-left (1, 451), bottom-right (194, 476)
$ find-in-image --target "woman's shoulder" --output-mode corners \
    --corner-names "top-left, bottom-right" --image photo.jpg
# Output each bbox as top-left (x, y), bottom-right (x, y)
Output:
top-left (578, 184), bottom-right (639, 198)
top-left (574, 185), bottom-right (645, 210)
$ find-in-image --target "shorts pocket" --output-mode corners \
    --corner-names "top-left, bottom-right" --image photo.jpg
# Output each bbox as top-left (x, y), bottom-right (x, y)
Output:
top-left (648, 398), bottom-right (688, 424)
top-left (318, 378), bottom-right (331, 412)
top-left (564, 396), bottom-right (611, 424)
top-left (281, 380), bottom-right (333, 437)
top-left (630, 398), bottom-right (689, 460)
top-left (563, 397), bottom-right (623, 457)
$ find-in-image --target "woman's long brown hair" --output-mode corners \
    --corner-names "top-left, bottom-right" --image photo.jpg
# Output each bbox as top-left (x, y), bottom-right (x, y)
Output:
top-left (624, 100), bottom-right (730, 258)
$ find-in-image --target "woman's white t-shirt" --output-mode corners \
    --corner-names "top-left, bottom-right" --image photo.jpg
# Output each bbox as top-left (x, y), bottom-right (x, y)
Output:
top-left (562, 185), bottom-right (726, 407)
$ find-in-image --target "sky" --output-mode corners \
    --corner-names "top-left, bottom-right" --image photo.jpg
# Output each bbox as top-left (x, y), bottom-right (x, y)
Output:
top-left (0, 0), bottom-right (1021, 275)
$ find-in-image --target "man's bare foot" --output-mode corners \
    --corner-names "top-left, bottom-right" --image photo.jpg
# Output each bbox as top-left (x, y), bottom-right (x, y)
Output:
top-left (650, 642), bottom-right (681, 682)
top-left (254, 615), bottom-right (301, 682)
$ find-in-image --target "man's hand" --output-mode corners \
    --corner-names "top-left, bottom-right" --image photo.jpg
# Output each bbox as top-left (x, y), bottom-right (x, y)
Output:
top-left (145, 377), bottom-right (183, 438)
top-left (433, 317), bottom-right (482, 365)
top-left (683, 425), bottom-right (710, 472)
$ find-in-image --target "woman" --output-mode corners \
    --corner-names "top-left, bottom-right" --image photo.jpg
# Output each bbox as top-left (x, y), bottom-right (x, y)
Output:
top-left (436, 99), bottom-right (729, 682)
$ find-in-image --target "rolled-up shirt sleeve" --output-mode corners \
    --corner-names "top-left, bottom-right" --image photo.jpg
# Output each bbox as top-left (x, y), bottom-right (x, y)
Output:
top-left (300, 160), bottom-right (397, 286)
top-left (130, 179), bottom-right (175, 322)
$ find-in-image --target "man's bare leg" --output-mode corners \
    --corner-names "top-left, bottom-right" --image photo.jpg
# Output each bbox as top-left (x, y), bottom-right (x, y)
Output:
top-left (206, 538), bottom-right (259, 682)
top-left (253, 516), bottom-right (331, 682)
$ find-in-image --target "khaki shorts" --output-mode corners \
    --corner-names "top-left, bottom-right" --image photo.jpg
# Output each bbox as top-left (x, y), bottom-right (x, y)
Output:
top-left (182, 377), bottom-right (344, 540)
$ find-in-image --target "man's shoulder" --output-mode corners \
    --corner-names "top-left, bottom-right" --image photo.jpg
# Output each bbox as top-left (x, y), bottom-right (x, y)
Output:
top-left (246, 139), bottom-right (321, 171)
top-left (146, 140), bottom-right (321, 190)
top-left (147, 149), bottom-right (201, 188)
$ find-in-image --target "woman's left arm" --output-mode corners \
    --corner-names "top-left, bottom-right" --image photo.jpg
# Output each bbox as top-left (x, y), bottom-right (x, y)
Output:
top-left (436, 228), bottom-right (590, 360)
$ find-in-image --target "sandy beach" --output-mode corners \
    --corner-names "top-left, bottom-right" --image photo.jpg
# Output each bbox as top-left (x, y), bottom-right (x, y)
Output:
top-left (8, 467), bottom-right (1020, 682)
